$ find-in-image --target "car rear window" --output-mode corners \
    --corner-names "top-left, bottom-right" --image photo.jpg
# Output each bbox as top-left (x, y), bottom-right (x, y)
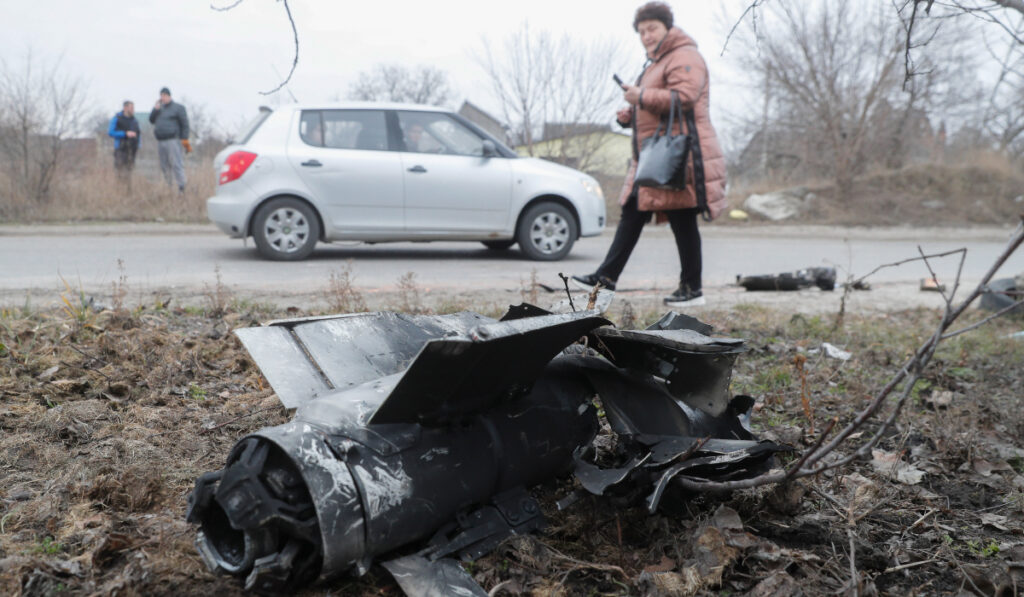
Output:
top-left (299, 110), bottom-right (388, 151)
top-left (234, 109), bottom-right (272, 145)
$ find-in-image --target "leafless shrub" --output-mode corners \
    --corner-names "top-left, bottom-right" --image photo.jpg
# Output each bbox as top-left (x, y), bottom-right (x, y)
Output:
top-left (0, 50), bottom-right (90, 216)
top-left (520, 268), bottom-right (540, 305)
top-left (395, 272), bottom-right (425, 314)
top-left (111, 259), bottom-right (128, 314)
top-left (203, 265), bottom-right (232, 317)
top-left (617, 300), bottom-right (638, 330)
top-left (325, 262), bottom-right (368, 314)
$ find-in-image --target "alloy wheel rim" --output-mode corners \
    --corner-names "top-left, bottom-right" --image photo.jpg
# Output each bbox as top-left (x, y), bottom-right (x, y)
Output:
top-left (264, 208), bottom-right (310, 253)
top-left (529, 212), bottom-right (569, 255)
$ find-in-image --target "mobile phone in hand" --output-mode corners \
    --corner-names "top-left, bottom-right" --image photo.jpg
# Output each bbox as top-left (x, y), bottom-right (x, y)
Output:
top-left (612, 74), bottom-right (625, 88)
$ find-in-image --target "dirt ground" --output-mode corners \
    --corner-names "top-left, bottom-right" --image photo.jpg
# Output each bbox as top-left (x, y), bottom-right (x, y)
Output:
top-left (2, 289), bottom-right (1024, 596)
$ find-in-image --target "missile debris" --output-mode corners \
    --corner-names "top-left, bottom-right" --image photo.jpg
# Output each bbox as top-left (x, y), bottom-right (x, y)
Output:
top-left (737, 266), bottom-right (837, 291)
top-left (187, 306), bottom-right (786, 595)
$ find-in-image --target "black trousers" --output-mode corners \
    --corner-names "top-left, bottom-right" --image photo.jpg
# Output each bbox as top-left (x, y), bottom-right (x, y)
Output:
top-left (595, 190), bottom-right (702, 291)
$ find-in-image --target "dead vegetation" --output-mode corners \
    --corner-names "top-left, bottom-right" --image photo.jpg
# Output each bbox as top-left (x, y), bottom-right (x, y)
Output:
top-left (1, 282), bottom-right (1023, 595)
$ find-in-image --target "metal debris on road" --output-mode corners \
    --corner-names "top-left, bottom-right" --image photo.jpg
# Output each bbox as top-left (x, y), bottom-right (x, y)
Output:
top-left (736, 267), bottom-right (837, 291)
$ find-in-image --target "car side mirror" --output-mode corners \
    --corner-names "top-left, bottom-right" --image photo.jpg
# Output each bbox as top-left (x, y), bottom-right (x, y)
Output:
top-left (481, 140), bottom-right (497, 158)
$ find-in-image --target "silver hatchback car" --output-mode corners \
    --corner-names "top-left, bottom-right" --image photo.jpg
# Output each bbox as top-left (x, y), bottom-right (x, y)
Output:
top-left (207, 103), bottom-right (606, 261)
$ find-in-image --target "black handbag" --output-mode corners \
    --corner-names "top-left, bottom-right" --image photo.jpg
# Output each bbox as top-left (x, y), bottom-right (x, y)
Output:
top-left (633, 90), bottom-right (712, 221)
top-left (634, 90), bottom-right (691, 190)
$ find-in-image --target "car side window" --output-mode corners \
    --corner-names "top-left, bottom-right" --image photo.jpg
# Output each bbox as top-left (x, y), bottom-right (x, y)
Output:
top-left (396, 111), bottom-right (486, 157)
top-left (322, 110), bottom-right (389, 151)
top-left (299, 111), bottom-right (324, 147)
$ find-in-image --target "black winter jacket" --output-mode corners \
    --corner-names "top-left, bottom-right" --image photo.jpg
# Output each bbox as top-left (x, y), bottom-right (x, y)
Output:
top-left (149, 101), bottom-right (189, 141)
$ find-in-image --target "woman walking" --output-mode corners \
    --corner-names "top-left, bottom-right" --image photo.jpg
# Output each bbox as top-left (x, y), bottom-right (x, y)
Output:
top-left (572, 2), bottom-right (727, 307)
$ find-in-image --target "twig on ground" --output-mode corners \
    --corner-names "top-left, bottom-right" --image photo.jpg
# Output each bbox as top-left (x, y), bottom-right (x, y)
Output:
top-left (847, 527), bottom-right (860, 597)
top-left (941, 297), bottom-right (1024, 339)
top-left (883, 558), bottom-right (939, 574)
top-left (784, 417), bottom-right (837, 481)
top-left (557, 273), bottom-right (576, 312)
top-left (66, 343), bottom-right (108, 367)
top-left (917, 245), bottom-right (951, 306)
top-left (200, 405), bottom-right (279, 434)
top-left (670, 219), bottom-right (1024, 494)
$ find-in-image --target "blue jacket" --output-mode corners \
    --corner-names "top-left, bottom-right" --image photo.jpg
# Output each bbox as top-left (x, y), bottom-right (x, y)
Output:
top-left (108, 111), bottom-right (141, 150)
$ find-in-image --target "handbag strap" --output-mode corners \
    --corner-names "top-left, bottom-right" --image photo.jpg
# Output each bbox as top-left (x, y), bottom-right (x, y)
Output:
top-left (652, 91), bottom-right (680, 139)
top-left (684, 107), bottom-right (711, 222)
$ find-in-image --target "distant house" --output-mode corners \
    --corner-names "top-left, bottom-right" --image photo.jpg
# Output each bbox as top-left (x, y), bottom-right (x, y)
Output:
top-left (516, 125), bottom-right (631, 177)
top-left (458, 101), bottom-right (509, 144)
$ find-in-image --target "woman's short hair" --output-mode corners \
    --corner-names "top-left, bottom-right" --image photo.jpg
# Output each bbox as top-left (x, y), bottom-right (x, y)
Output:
top-left (633, 2), bottom-right (673, 31)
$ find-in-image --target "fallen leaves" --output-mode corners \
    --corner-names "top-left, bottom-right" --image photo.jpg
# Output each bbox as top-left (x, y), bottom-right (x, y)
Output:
top-left (871, 449), bottom-right (926, 485)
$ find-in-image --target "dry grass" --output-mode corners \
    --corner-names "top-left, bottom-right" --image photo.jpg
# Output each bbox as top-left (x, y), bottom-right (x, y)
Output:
top-left (2, 297), bottom-right (1022, 595)
top-left (1, 154), bottom-right (215, 224)
top-left (723, 153), bottom-right (1024, 226)
top-left (325, 262), bottom-right (369, 313)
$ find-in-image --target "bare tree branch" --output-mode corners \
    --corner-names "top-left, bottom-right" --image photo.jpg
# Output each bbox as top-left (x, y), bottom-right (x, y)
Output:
top-left (347, 64), bottom-right (452, 106)
top-left (210, 0), bottom-right (245, 11)
top-left (669, 216), bottom-right (1024, 494)
top-left (212, 0), bottom-right (299, 96)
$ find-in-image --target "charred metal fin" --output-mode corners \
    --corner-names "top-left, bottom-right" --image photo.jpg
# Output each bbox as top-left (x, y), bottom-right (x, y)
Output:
top-left (235, 311), bottom-right (494, 408)
top-left (578, 357), bottom-right (692, 437)
top-left (591, 328), bottom-right (745, 417)
top-left (499, 302), bottom-right (553, 321)
top-left (645, 311), bottom-right (714, 335)
top-left (573, 449), bottom-right (651, 495)
top-left (234, 326), bottom-right (331, 409)
top-left (369, 312), bottom-right (609, 425)
top-left (382, 555), bottom-right (488, 597)
top-left (424, 488), bottom-right (543, 562)
top-left (645, 441), bottom-right (784, 512)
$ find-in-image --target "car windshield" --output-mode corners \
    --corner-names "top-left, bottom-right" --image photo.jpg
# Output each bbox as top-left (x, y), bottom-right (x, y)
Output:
top-left (232, 109), bottom-right (272, 144)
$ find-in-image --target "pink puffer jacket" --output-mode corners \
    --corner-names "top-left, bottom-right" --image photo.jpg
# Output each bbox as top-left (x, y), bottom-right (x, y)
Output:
top-left (618, 27), bottom-right (727, 219)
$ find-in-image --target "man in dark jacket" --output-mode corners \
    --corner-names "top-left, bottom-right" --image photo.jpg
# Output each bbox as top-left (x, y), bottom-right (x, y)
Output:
top-left (108, 100), bottom-right (140, 185)
top-left (149, 87), bottom-right (191, 192)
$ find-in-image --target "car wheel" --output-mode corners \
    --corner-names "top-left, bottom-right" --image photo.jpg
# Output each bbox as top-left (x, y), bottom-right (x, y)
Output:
top-left (516, 202), bottom-right (577, 261)
top-left (481, 240), bottom-right (515, 251)
top-left (252, 197), bottom-right (319, 261)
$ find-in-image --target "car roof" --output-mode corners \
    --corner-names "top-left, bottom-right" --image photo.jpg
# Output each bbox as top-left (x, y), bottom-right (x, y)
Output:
top-left (273, 102), bottom-right (452, 113)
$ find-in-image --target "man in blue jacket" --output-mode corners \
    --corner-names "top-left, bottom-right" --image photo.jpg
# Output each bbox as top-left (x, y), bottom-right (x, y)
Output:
top-left (108, 100), bottom-right (140, 185)
top-left (149, 87), bottom-right (191, 192)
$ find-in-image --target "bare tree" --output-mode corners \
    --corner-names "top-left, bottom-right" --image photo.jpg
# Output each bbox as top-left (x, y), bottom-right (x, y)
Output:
top-left (733, 1), bottom-right (905, 193)
top-left (974, 16), bottom-right (1024, 157)
top-left (347, 64), bottom-right (452, 107)
top-left (478, 23), bottom-right (627, 173)
top-left (0, 51), bottom-right (90, 210)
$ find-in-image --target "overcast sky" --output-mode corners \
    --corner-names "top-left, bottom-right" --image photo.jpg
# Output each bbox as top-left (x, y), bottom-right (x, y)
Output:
top-left (1, 0), bottom-right (747, 142)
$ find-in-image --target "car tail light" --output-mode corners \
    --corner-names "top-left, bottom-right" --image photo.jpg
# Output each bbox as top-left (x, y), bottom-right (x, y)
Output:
top-left (219, 151), bottom-right (258, 185)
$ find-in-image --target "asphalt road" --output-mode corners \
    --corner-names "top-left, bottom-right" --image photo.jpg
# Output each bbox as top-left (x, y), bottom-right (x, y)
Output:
top-left (1, 223), bottom-right (1021, 311)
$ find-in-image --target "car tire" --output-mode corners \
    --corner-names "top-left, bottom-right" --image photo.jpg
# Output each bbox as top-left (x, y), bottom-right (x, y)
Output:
top-left (516, 202), bottom-right (577, 261)
top-left (252, 197), bottom-right (320, 261)
top-left (481, 240), bottom-right (516, 251)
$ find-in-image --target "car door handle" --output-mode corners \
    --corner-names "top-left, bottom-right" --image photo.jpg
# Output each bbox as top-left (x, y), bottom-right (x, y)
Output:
top-left (407, 165), bottom-right (427, 173)
top-left (301, 159), bottom-right (322, 167)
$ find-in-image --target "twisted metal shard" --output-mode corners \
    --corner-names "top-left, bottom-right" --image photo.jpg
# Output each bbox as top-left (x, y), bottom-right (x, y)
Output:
top-left (186, 306), bottom-right (787, 595)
